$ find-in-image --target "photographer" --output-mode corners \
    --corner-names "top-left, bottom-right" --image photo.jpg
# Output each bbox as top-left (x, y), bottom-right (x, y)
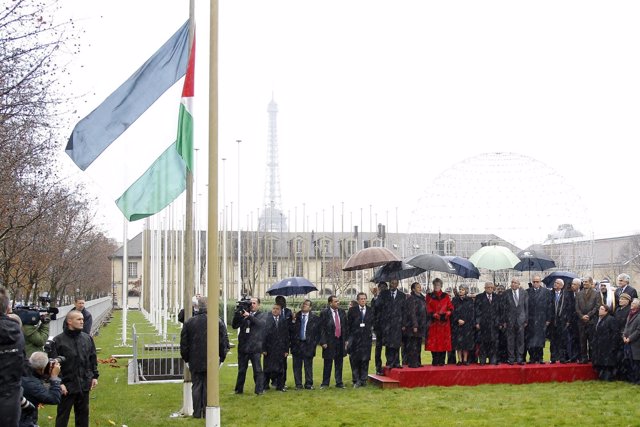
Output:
top-left (23, 315), bottom-right (50, 357)
top-left (20, 351), bottom-right (62, 427)
top-left (232, 297), bottom-right (267, 395)
top-left (0, 288), bottom-right (25, 426)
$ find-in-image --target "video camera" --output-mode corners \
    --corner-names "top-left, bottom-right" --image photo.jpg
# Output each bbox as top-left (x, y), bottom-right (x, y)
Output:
top-left (235, 297), bottom-right (252, 314)
top-left (14, 294), bottom-right (59, 326)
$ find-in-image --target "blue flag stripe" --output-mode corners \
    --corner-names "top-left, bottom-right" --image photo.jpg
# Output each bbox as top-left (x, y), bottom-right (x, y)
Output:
top-left (66, 20), bottom-right (189, 170)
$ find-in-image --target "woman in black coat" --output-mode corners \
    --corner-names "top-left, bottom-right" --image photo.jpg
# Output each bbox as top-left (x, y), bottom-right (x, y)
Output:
top-left (452, 285), bottom-right (475, 365)
top-left (592, 304), bottom-right (619, 381)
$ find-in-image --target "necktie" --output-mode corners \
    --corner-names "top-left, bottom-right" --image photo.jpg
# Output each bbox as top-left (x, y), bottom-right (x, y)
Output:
top-left (300, 314), bottom-right (307, 340)
top-left (556, 292), bottom-right (560, 303)
top-left (334, 310), bottom-right (341, 338)
top-left (360, 307), bottom-right (365, 322)
top-left (514, 291), bottom-right (518, 306)
top-left (488, 294), bottom-right (492, 303)
top-left (392, 291), bottom-right (396, 299)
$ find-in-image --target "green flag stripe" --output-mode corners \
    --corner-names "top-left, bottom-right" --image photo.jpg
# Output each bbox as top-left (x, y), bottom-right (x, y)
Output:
top-left (175, 101), bottom-right (193, 170)
top-left (115, 142), bottom-right (186, 221)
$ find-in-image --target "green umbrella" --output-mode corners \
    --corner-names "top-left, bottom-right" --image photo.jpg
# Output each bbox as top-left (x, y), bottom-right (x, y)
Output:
top-left (469, 245), bottom-right (519, 282)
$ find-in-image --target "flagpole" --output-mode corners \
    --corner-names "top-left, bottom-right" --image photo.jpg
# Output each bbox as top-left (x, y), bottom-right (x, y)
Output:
top-left (181, 0), bottom-right (196, 417)
top-left (122, 219), bottom-right (128, 346)
top-left (206, 0), bottom-right (221, 423)
top-left (236, 139), bottom-right (241, 321)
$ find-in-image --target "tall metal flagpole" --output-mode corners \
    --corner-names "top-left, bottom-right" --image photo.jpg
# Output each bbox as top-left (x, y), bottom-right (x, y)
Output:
top-left (182, 0), bottom-right (196, 416)
top-left (206, 0), bottom-right (221, 423)
top-left (236, 139), bottom-right (241, 318)
top-left (122, 220), bottom-right (128, 345)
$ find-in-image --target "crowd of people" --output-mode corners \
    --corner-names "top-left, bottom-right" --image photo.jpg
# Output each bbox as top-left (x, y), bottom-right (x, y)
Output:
top-left (0, 290), bottom-right (98, 427)
top-left (221, 272), bottom-right (640, 399)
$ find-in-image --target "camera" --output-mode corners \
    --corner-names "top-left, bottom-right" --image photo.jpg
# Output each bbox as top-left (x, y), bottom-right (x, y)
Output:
top-left (14, 293), bottom-right (59, 326)
top-left (235, 297), bottom-right (252, 314)
top-left (42, 339), bottom-right (65, 377)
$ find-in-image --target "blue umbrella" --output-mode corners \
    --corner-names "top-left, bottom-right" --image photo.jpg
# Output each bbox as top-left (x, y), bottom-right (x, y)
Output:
top-left (266, 277), bottom-right (318, 296)
top-left (542, 271), bottom-right (579, 289)
top-left (371, 261), bottom-right (426, 283)
top-left (443, 256), bottom-right (480, 279)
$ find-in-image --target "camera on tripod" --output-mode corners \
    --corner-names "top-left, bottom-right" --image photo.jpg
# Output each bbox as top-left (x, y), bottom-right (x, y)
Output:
top-left (14, 293), bottom-right (59, 326)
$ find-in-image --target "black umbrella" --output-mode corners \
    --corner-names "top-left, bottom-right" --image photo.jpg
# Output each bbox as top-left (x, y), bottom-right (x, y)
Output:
top-left (514, 249), bottom-right (556, 272)
top-left (266, 277), bottom-right (318, 296)
top-left (405, 254), bottom-right (457, 275)
top-left (370, 261), bottom-right (426, 283)
top-left (443, 256), bottom-right (480, 279)
top-left (542, 271), bottom-right (579, 289)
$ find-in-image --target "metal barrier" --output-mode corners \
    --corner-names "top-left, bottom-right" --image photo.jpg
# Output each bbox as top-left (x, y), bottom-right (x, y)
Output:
top-left (48, 297), bottom-right (113, 338)
top-left (130, 324), bottom-right (184, 383)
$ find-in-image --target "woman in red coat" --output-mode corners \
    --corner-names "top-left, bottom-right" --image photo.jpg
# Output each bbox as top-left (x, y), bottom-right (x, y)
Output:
top-left (426, 278), bottom-right (454, 366)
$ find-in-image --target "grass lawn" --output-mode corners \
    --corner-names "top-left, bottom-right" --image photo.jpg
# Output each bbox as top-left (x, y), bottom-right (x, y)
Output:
top-left (37, 310), bottom-right (638, 427)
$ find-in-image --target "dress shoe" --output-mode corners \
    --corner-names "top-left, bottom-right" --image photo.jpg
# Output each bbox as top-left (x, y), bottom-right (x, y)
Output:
top-left (507, 362), bottom-right (514, 365)
top-left (375, 371), bottom-right (384, 375)
top-left (353, 383), bottom-right (361, 388)
top-left (320, 385), bottom-right (328, 389)
top-left (550, 361), bottom-right (556, 364)
top-left (234, 390), bottom-right (243, 394)
top-left (295, 385), bottom-right (303, 390)
top-left (305, 386), bottom-right (315, 390)
top-left (255, 391), bottom-right (264, 396)
top-left (277, 388), bottom-right (287, 392)
top-left (539, 361), bottom-right (546, 364)
top-left (560, 360), bottom-right (568, 364)
top-left (335, 384), bottom-right (346, 389)
top-left (517, 361), bottom-right (525, 365)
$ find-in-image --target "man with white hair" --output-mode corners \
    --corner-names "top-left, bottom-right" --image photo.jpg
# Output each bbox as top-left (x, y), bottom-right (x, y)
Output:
top-left (21, 351), bottom-right (63, 426)
top-left (615, 273), bottom-right (638, 307)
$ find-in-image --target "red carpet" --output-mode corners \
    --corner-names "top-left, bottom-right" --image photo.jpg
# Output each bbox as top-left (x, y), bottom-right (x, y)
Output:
top-left (381, 363), bottom-right (597, 388)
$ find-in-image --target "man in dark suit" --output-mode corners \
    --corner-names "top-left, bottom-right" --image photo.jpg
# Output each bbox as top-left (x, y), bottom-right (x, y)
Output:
top-left (549, 278), bottom-right (571, 363)
top-left (475, 282), bottom-right (500, 365)
top-left (403, 282), bottom-right (427, 368)
top-left (615, 273), bottom-right (638, 307)
top-left (289, 299), bottom-right (320, 390)
top-left (274, 295), bottom-right (293, 388)
top-left (371, 282), bottom-right (387, 375)
top-left (378, 279), bottom-right (406, 369)
top-left (566, 278), bottom-right (581, 362)
top-left (319, 295), bottom-right (347, 389)
top-left (502, 278), bottom-right (528, 365)
top-left (526, 275), bottom-right (552, 363)
top-left (232, 297), bottom-right (267, 395)
top-left (180, 296), bottom-right (209, 418)
top-left (346, 292), bottom-right (374, 387)
top-left (262, 304), bottom-right (290, 392)
top-left (575, 277), bottom-right (600, 363)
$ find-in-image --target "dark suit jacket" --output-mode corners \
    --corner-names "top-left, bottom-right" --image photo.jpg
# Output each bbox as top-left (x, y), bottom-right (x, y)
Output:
top-left (232, 310), bottom-right (267, 354)
top-left (318, 307), bottom-right (347, 359)
top-left (502, 288), bottom-right (528, 326)
top-left (345, 305), bottom-right (374, 361)
top-left (475, 292), bottom-right (500, 342)
top-left (262, 315), bottom-right (290, 373)
top-left (550, 290), bottom-right (572, 327)
top-left (289, 311), bottom-right (320, 358)
top-left (378, 289), bottom-right (406, 348)
top-left (575, 289), bottom-right (600, 323)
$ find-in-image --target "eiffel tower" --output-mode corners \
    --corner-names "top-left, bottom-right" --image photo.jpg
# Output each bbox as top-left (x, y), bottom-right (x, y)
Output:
top-left (258, 96), bottom-right (288, 232)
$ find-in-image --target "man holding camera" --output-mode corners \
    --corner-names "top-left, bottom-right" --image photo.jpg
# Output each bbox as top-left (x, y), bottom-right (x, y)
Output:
top-left (51, 311), bottom-right (98, 427)
top-left (232, 297), bottom-right (267, 395)
top-left (23, 314), bottom-right (50, 357)
top-left (20, 351), bottom-right (62, 426)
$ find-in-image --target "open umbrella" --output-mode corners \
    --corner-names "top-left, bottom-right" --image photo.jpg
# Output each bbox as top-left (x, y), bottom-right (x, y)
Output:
top-left (404, 254), bottom-right (458, 274)
top-left (542, 271), bottom-right (579, 289)
top-left (469, 245), bottom-right (519, 282)
top-left (343, 247), bottom-right (400, 271)
top-left (469, 245), bottom-right (520, 270)
top-left (513, 249), bottom-right (556, 272)
top-left (266, 277), bottom-right (318, 296)
top-left (443, 256), bottom-right (480, 279)
top-left (370, 261), bottom-right (426, 283)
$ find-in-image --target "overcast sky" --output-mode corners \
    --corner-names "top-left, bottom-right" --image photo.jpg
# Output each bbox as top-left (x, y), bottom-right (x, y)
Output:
top-left (59, 1), bottom-right (640, 247)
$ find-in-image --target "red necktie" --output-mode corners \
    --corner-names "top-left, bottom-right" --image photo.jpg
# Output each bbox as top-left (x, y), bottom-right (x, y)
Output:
top-left (334, 310), bottom-right (341, 338)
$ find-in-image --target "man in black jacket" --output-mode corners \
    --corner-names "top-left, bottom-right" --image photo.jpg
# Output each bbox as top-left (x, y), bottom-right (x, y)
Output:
top-left (346, 292), bottom-right (374, 387)
top-left (68, 298), bottom-right (93, 336)
top-left (378, 280), bottom-right (406, 369)
top-left (289, 299), bottom-right (320, 390)
top-left (549, 278), bottom-right (571, 363)
top-left (180, 296), bottom-right (210, 418)
top-left (0, 290), bottom-right (25, 427)
top-left (371, 282), bottom-right (388, 374)
top-left (51, 311), bottom-right (98, 427)
top-left (475, 282), bottom-right (501, 365)
top-left (402, 282), bottom-right (427, 368)
top-left (262, 304), bottom-right (290, 392)
top-left (232, 297), bottom-right (267, 395)
top-left (21, 351), bottom-right (62, 427)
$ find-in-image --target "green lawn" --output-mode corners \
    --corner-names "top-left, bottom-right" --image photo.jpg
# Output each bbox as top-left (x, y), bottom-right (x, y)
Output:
top-left (37, 310), bottom-right (638, 427)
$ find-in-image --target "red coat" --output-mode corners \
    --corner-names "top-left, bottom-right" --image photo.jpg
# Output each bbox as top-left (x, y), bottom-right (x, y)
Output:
top-left (425, 291), bottom-right (454, 352)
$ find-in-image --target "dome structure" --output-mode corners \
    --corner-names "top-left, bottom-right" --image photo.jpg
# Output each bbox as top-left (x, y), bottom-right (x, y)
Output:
top-left (407, 152), bottom-right (593, 249)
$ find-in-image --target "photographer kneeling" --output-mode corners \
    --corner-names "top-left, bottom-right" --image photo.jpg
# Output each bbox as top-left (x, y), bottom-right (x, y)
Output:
top-left (20, 351), bottom-right (62, 427)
